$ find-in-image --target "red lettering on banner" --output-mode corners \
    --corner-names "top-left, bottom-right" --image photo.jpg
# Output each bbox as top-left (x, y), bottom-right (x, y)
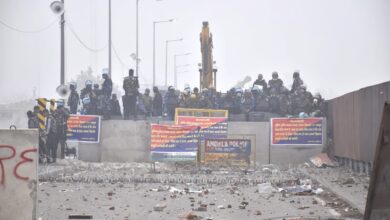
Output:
top-left (13, 148), bottom-right (37, 181)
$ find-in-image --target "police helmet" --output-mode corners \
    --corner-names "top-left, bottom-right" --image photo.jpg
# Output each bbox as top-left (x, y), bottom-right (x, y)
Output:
top-left (314, 92), bottom-right (322, 99)
top-left (235, 87), bottom-right (243, 94)
top-left (251, 85), bottom-right (261, 92)
top-left (184, 86), bottom-right (191, 93)
top-left (69, 81), bottom-right (77, 89)
top-left (56, 99), bottom-right (65, 107)
top-left (85, 80), bottom-right (93, 86)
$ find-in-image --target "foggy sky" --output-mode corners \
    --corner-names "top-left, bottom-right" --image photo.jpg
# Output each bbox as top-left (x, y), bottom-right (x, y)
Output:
top-left (1, 0), bottom-right (390, 104)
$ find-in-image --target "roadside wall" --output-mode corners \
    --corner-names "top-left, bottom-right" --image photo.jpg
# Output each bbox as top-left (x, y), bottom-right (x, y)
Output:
top-left (0, 129), bottom-right (38, 220)
top-left (78, 120), bottom-right (324, 165)
top-left (328, 81), bottom-right (390, 163)
top-left (227, 122), bottom-right (270, 164)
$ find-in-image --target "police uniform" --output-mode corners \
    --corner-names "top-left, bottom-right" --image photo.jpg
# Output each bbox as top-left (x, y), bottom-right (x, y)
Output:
top-left (123, 76), bottom-right (139, 119)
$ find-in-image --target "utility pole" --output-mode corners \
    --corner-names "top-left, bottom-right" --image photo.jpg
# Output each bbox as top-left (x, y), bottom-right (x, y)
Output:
top-left (60, 0), bottom-right (65, 85)
top-left (173, 53), bottom-right (191, 88)
top-left (135, 0), bottom-right (139, 76)
top-left (108, 0), bottom-right (112, 77)
top-left (153, 19), bottom-right (174, 87)
top-left (164, 38), bottom-right (182, 87)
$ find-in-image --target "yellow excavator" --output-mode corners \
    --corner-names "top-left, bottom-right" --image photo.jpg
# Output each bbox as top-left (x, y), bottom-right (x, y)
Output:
top-left (199, 21), bottom-right (217, 91)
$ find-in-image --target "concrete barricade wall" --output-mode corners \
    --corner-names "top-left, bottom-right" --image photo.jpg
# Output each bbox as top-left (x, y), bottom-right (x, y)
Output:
top-left (78, 120), bottom-right (325, 165)
top-left (0, 129), bottom-right (38, 220)
top-left (101, 120), bottom-right (151, 162)
top-left (228, 122), bottom-right (270, 164)
top-left (270, 145), bottom-right (323, 164)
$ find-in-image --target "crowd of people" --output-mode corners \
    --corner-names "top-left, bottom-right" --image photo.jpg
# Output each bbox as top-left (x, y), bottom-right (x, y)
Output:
top-left (65, 69), bottom-right (326, 120)
top-left (27, 69), bottom-right (326, 162)
top-left (27, 101), bottom-right (70, 163)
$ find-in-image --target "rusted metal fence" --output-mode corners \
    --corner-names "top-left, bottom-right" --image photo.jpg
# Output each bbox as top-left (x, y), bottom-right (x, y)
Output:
top-left (328, 81), bottom-right (390, 163)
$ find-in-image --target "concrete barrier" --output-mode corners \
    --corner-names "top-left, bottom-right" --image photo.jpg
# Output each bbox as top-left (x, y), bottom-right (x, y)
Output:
top-left (0, 129), bottom-right (38, 220)
top-left (228, 122), bottom-right (270, 164)
top-left (77, 120), bottom-right (325, 165)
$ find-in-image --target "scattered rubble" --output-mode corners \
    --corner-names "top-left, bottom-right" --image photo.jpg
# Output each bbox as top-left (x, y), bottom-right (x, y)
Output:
top-left (38, 161), bottom-right (366, 220)
top-left (153, 204), bottom-right (167, 212)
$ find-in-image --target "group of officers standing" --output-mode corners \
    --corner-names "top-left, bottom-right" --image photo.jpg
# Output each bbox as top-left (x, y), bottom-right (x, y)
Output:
top-left (27, 101), bottom-right (70, 163)
top-left (66, 69), bottom-right (164, 120)
top-left (65, 69), bottom-right (326, 121)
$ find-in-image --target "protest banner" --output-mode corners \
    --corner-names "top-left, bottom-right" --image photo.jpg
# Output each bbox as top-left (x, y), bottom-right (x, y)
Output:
top-left (176, 115), bottom-right (228, 140)
top-left (204, 139), bottom-right (251, 166)
top-left (150, 124), bottom-right (200, 161)
top-left (67, 115), bottom-right (101, 143)
top-left (271, 118), bottom-right (324, 145)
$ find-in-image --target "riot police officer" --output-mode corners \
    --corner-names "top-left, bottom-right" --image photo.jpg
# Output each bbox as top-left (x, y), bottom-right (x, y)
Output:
top-left (80, 80), bottom-right (94, 115)
top-left (268, 72), bottom-right (284, 94)
top-left (252, 74), bottom-right (268, 94)
top-left (102, 73), bottom-right (113, 119)
top-left (67, 83), bottom-right (79, 114)
top-left (152, 86), bottom-right (163, 116)
top-left (163, 86), bottom-right (178, 120)
top-left (123, 69), bottom-right (139, 119)
top-left (291, 71), bottom-right (304, 94)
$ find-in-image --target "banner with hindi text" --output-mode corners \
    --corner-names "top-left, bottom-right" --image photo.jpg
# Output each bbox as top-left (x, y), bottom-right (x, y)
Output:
top-left (150, 124), bottom-right (200, 161)
top-left (204, 139), bottom-right (251, 166)
top-left (271, 118), bottom-right (324, 145)
top-left (66, 115), bottom-right (101, 143)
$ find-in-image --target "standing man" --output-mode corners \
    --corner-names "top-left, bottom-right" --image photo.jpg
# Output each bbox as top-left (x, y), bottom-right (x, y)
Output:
top-left (110, 94), bottom-right (122, 116)
top-left (123, 69), bottom-right (139, 120)
top-left (56, 101), bottom-right (70, 159)
top-left (252, 74), bottom-right (268, 94)
top-left (67, 83), bottom-right (79, 114)
top-left (268, 72), bottom-right (284, 95)
top-left (152, 86), bottom-right (163, 116)
top-left (140, 88), bottom-right (153, 117)
top-left (163, 86), bottom-right (178, 120)
top-left (102, 73), bottom-right (113, 119)
top-left (80, 80), bottom-right (94, 115)
top-left (46, 108), bottom-right (60, 163)
top-left (291, 71), bottom-right (304, 94)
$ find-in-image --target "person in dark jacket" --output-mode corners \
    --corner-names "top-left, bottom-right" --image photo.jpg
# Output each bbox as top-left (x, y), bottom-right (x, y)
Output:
top-left (110, 94), bottom-right (122, 116)
top-left (268, 72), bottom-right (284, 94)
top-left (252, 74), bottom-right (268, 94)
top-left (27, 110), bottom-right (38, 128)
top-left (163, 86), bottom-right (178, 120)
top-left (102, 73), bottom-right (113, 119)
top-left (140, 88), bottom-right (153, 117)
top-left (152, 86), bottom-right (163, 116)
top-left (67, 83), bottom-right (79, 114)
top-left (123, 69), bottom-right (139, 120)
top-left (291, 71), bottom-right (304, 94)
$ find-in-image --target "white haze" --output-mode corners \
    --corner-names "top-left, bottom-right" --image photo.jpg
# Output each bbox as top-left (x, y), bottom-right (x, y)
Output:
top-left (1, 0), bottom-right (390, 104)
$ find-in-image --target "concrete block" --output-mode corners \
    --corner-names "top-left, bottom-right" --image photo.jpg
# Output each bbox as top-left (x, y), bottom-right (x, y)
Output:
top-left (100, 120), bottom-right (151, 162)
top-left (228, 122), bottom-right (270, 164)
top-left (0, 129), bottom-right (38, 220)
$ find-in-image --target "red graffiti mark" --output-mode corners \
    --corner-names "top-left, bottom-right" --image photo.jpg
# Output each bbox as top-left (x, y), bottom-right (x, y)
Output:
top-left (13, 148), bottom-right (37, 181)
top-left (0, 145), bottom-right (16, 185)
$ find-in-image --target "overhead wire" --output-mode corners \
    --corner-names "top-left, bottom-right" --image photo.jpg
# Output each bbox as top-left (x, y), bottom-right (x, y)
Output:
top-left (66, 21), bottom-right (108, 53)
top-left (111, 43), bottom-right (129, 68)
top-left (0, 17), bottom-right (59, 34)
